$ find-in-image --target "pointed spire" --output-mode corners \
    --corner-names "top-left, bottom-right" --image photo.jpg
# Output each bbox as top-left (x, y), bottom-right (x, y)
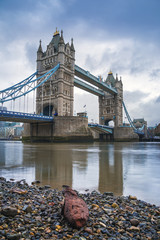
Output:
top-left (59, 30), bottom-right (64, 44)
top-left (71, 38), bottom-right (75, 51)
top-left (54, 27), bottom-right (59, 36)
top-left (38, 40), bottom-right (43, 53)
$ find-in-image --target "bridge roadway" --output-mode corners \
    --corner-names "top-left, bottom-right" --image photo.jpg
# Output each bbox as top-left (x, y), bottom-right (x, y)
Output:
top-left (88, 123), bottom-right (113, 134)
top-left (0, 110), bottom-right (113, 135)
top-left (0, 110), bottom-right (54, 123)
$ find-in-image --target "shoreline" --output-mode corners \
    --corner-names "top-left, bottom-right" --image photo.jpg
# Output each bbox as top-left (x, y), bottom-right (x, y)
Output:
top-left (0, 178), bottom-right (160, 240)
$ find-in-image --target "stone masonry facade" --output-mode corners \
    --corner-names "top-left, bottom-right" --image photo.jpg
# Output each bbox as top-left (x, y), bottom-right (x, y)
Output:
top-left (36, 29), bottom-right (75, 117)
top-left (99, 72), bottom-right (123, 127)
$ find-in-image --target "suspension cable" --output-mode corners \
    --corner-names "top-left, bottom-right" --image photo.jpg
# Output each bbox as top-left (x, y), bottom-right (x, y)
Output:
top-left (41, 85), bottom-right (43, 114)
top-left (27, 94), bottom-right (28, 113)
top-left (49, 76), bottom-right (52, 116)
top-left (24, 95), bottom-right (25, 113)
top-left (19, 97), bottom-right (21, 112)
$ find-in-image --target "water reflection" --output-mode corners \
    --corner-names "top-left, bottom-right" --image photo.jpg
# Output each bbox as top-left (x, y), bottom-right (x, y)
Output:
top-left (0, 141), bottom-right (160, 205)
top-left (0, 141), bottom-right (35, 182)
top-left (98, 143), bottom-right (123, 195)
top-left (72, 145), bottom-right (99, 192)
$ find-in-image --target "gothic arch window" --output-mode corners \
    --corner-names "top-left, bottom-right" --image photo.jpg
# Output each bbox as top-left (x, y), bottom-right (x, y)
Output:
top-left (107, 107), bottom-right (110, 113)
top-left (107, 99), bottom-right (110, 105)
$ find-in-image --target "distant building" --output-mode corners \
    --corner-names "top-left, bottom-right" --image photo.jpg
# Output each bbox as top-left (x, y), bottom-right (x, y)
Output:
top-left (0, 106), bottom-right (7, 111)
top-left (133, 118), bottom-right (147, 128)
top-left (0, 120), bottom-right (24, 139)
top-left (155, 123), bottom-right (160, 136)
top-left (147, 126), bottom-right (155, 138)
top-left (77, 112), bottom-right (87, 117)
top-left (0, 106), bottom-right (7, 127)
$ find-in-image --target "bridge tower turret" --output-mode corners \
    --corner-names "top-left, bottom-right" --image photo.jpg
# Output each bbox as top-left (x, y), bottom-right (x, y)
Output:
top-left (36, 29), bottom-right (75, 117)
top-left (99, 71), bottom-right (123, 127)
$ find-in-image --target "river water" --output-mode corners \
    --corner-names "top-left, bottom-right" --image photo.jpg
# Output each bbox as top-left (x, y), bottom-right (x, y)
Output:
top-left (0, 141), bottom-right (160, 206)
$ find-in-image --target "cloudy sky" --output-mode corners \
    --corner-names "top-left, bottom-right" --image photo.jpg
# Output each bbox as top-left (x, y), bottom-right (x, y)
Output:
top-left (0, 0), bottom-right (160, 126)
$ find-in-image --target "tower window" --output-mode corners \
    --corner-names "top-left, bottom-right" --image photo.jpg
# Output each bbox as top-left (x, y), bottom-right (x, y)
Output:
top-left (107, 107), bottom-right (110, 113)
top-left (107, 99), bottom-right (110, 105)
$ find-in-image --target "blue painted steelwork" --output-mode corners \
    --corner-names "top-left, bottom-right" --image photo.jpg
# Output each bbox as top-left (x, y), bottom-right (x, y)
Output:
top-left (122, 101), bottom-right (145, 136)
top-left (0, 64), bottom-right (60, 103)
top-left (0, 110), bottom-right (53, 122)
top-left (88, 123), bottom-right (113, 134)
top-left (75, 65), bottom-right (117, 95)
top-left (0, 72), bottom-right (37, 93)
top-left (74, 78), bottom-right (104, 96)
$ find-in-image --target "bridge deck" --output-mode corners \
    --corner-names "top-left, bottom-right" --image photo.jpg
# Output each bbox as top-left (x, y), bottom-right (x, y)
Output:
top-left (88, 123), bottom-right (113, 134)
top-left (0, 110), bottom-right (54, 123)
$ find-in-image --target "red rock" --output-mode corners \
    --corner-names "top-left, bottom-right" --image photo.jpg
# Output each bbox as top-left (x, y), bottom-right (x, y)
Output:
top-left (62, 186), bottom-right (89, 228)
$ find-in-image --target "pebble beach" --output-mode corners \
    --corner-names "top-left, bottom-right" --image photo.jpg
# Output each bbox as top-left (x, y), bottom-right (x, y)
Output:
top-left (0, 177), bottom-right (160, 240)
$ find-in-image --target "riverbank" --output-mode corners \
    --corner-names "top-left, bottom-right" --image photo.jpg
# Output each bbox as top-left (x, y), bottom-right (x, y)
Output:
top-left (0, 178), bottom-right (160, 240)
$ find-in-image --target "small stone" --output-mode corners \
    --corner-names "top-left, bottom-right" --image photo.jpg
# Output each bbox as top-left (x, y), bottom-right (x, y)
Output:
top-left (129, 195), bottom-right (137, 200)
top-left (23, 205), bottom-right (32, 213)
top-left (32, 180), bottom-right (40, 184)
top-left (103, 208), bottom-right (112, 214)
top-left (129, 226), bottom-right (140, 231)
top-left (84, 227), bottom-right (93, 234)
top-left (35, 216), bottom-right (42, 221)
top-left (92, 204), bottom-right (99, 209)
top-left (99, 222), bottom-right (106, 227)
top-left (6, 233), bottom-right (21, 240)
top-left (130, 218), bottom-right (139, 226)
top-left (45, 227), bottom-right (51, 233)
top-left (112, 202), bottom-right (119, 208)
top-left (55, 225), bottom-right (62, 230)
top-left (1, 207), bottom-right (18, 217)
top-left (118, 221), bottom-right (124, 227)
top-left (103, 192), bottom-right (114, 196)
top-left (126, 206), bottom-right (133, 211)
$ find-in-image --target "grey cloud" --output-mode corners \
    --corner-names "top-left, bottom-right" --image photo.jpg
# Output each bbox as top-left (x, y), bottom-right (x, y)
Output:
top-left (156, 96), bottom-right (160, 103)
top-left (150, 69), bottom-right (160, 81)
top-left (123, 92), bottom-right (160, 126)
top-left (124, 90), bottom-right (149, 104)
top-left (25, 43), bottom-right (37, 69)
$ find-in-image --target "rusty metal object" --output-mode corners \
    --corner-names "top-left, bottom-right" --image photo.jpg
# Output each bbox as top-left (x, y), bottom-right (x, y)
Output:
top-left (62, 186), bottom-right (89, 228)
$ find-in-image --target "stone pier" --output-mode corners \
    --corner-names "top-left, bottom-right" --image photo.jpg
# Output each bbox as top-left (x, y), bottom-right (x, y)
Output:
top-left (22, 116), bottom-right (93, 142)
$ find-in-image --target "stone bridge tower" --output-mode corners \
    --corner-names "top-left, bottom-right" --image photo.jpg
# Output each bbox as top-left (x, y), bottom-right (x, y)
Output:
top-left (99, 71), bottom-right (123, 127)
top-left (36, 29), bottom-right (75, 116)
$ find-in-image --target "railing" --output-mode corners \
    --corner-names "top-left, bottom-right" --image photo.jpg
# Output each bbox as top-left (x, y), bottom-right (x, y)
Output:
top-left (88, 123), bottom-right (113, 134)
top-left (0, 110), bottom-right (53, 121)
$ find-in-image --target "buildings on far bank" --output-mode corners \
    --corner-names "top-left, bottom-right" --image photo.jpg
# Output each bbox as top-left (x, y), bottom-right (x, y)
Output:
top-left (155, 123), bottom-right (160, 136)
top-left (0, 106), bottom-right (24, 139)
top-left (0, 122), bottom-right (24, 139)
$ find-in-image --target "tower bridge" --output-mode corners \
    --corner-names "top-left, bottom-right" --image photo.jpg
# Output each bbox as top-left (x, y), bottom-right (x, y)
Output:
top-left (0, 29), bottom-right (145, 142)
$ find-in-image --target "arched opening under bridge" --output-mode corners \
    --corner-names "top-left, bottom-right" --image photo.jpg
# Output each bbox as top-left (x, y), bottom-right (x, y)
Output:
top-left (43, 105), bottom-right (53, 116)
top-left (105, 119), bottom-right (115, 127)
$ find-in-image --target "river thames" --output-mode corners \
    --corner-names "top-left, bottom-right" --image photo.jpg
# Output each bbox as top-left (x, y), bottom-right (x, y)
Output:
top-left (0, 141), bottom-right (160, 206)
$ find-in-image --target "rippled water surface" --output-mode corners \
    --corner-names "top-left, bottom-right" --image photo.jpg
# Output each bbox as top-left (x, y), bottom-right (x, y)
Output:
top-left (0, 141), bottom-right (160, 205)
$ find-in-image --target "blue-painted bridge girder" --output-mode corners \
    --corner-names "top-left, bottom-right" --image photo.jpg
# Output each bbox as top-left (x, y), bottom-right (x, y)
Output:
top-left (88, 123), bottom-right (113, 134)
top-left (74, 78), bottom-right (104, 96)
top-left (75, 65), bottom-right (117, 95)
top-left (0, 110), bottom-right (53, 123)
